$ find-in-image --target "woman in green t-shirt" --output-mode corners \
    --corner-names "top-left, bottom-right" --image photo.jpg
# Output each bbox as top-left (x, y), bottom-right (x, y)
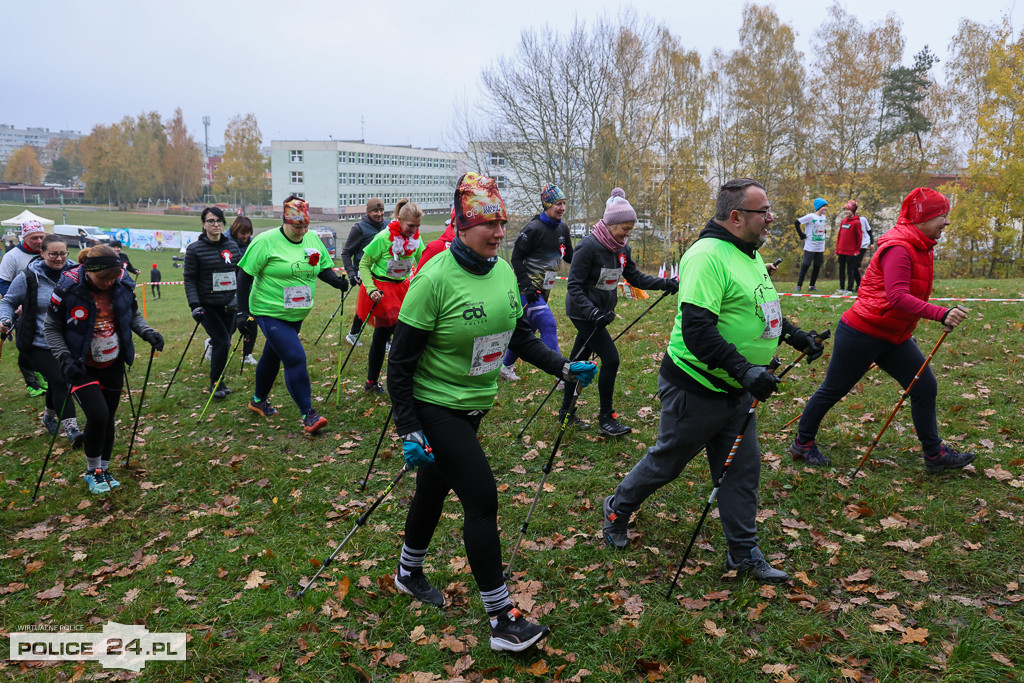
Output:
top-left (235, 196), bottom-right (348, 434)
top-left (355, 198), bottom-right (424, 395)
top-left (386, 172), bottom-right (597, 653)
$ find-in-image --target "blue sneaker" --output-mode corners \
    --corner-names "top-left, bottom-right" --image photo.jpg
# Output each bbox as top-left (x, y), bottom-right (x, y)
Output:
top-left (248, 397), bottom-right (278, 417)
top-left (101, 469), bottom-right (120, 489)
top-left (83, 469), bottom-right (110, 494)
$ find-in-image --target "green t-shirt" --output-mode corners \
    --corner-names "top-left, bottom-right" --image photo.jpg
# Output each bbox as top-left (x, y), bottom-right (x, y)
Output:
top-left (358, 229), bottom-right (425, 291)
top-left (399, 250), bottom-right (524, 410)
top-left (668, 238), bottom-right (782, 392)
top-left (237, 227), bottom-right (333, 321)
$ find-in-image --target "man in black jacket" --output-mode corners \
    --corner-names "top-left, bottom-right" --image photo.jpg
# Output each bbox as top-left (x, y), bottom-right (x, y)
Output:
top-left (498, 184), bottom-right (573, 381)
top-left (340, 198), bottom-right (386, 345)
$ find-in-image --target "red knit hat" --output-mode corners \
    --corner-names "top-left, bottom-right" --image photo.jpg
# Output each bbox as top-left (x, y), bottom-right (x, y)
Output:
top-left (899, 188), bottom-right (949, 224)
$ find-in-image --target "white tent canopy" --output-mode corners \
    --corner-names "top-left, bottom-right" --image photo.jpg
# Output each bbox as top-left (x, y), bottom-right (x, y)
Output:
top-left (1, 210), bottom-right (55, 230)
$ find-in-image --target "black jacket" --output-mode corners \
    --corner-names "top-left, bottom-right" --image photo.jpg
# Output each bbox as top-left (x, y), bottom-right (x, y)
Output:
top-left (565, 234), bottom-right (670, 321)
top-left (183, 233), bottom-right (243, 309)
top-left (509, 214), bottom-right (573, 294)
top-left (340, 216), bottom-right (386, 278)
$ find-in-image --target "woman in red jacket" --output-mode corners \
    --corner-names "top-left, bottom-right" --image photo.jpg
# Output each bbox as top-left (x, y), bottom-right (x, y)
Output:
top-left (789, 188), bottom-right (973, 473)
top-left (835, 200), bottom-right (863, 295)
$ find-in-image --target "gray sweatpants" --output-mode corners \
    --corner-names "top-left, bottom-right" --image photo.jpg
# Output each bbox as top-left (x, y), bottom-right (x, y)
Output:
top-left (611, 372), bottom-right (761, 556)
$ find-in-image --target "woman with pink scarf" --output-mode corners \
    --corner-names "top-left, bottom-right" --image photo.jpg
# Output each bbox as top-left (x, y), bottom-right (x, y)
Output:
top-left (560, 188), bottom-right (678, 436)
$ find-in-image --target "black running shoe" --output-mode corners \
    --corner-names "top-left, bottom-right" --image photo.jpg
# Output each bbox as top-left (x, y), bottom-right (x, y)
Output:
top-left (394, 570), bottom-right (445, 607)
top-left (924, 443), bottom-right (975, 474)
top-left (557, 412), bottom-right (590, 429)
top-left (597, 412), bottom-right (632, 437)
top-left (489, 607), bottom-right (549, 652)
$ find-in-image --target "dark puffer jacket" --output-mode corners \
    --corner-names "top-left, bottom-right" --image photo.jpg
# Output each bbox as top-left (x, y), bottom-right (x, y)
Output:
top-left (183, 233), bottom-right (243, 308)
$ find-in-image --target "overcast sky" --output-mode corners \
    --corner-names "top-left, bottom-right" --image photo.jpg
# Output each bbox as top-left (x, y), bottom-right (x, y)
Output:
top-left (3, 0), bottom-right (1020, 151)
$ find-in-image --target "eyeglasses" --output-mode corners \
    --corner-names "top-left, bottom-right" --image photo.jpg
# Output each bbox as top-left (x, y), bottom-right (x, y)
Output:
top-left (736, 207), bottom-right (773, 218)
top-left (204, 219), bottom-right (224, 225)
top-left (46, 252), bottom-right (69, 258)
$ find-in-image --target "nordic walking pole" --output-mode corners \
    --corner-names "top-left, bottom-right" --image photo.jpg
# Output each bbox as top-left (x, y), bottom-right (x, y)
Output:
top-left (849, 318), bottom-right (962, 479)
top-left (122, 365), bottom-right (136, 422)
top-left (665, 356), bottom-right (783, 600)
top-left (325, 298), bottom-right (378, 404)
top-left (359, 404), bottom-right (393, 491)
top-left (32, 388), bottom-right (72, 502)
top-left (314, 289), bottom-right (348, 346)
top-left (196, 334), bottom-right (244, 424)
top-left (516, 326), bottom-right (600, 440)
top-left (124, 346), bottom-right (156, 468)
top-left (297, 463), bottom-right (410, 598)
top-left (162, 321), bottom-right (201, 399)
top-left (505, 377), bottom-right (586, 578)
top-left (0, 331), bottom-right (11, 362)
top-left (609, 288), bottom-right (673, 344)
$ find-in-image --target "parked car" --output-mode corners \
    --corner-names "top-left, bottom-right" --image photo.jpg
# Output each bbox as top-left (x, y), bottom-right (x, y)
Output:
top-left (53, 224), bottom-right (112, 247)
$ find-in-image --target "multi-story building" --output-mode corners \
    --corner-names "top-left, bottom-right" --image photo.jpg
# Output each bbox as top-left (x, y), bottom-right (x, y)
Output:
top-left (0, 125), bottom-right (81, 164)
top-left (269, 140), bottom-right (462, 216)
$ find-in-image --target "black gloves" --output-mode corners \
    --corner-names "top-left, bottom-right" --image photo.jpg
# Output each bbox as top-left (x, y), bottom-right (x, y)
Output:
top-left (60, 354), bottom-right (87, 384)
top-left (332, 277), bottom-right (349, 292)
top-left (524, 289), bottom-right (542, 304)
top-left (236, 311), bottom-right (257, 339)
top-left (348, 274), bottom-right (361, 288)
top-left (664, 278), bottom-right (679, 293)
top-left (783, 328), bottom-right (824, 362)
top-left (794, 219), bottom-right (806, 240)
top-left (191, 306), bottom-right (205, 323)
top-left (141, 328), bottom-right (164, 351)
top-left (737, 363), bottom-right (781, 401)
top-left (590, 308), bottom-right (616, 326)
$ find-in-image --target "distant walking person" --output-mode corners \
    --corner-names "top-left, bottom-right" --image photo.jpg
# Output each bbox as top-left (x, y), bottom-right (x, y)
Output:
top-left (851, 200), bottom-right (873, 292)
top-left (794, 198), bottom-right (828, 292)
top-left (790, 188), bottom-right (975, 473)
top-left (229, 216), bottom-right (259, 365)
top-left (499, 183), bottom-right (573, 381)
top-left (0, 219), bottom-right (49, 396)
top-left (341, 198), bottom-right (387, 346)
top-left (109, 241), bottom-right (141, 277)
top-left (149, 263), bottom-right (161, 299)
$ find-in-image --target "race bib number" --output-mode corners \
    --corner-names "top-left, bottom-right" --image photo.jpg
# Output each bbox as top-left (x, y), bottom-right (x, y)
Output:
top-left (596, 267), bottom-right (622, 291)
top-left (468, 330), bottom-right (514, 376)
top-left (386, 259), bottom-right (412, 279)
top-left (811, 222), bottom-right (827, 242)
top-left (541, 270), bottom-right (557, 290)
top-left (212, 270), bottom-right (237, 292)
top-left (760, 299), bottom-right (783, 339)
top-left (283, 285), bottom-right (312, 309)
top-left (90, 330), bottom-right (120, 362)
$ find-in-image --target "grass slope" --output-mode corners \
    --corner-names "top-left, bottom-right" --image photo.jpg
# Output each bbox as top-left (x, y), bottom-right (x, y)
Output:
top-left (1, 274), bottom-right (1022, 682)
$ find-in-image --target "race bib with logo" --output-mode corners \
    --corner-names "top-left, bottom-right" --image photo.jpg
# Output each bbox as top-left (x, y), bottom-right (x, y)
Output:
top-left (386, 259), bottom-right (412, 280)
top-left (542, 270), bottom-right (557, 290)
top-left (596, 267), bottom-right (622, 291)
top-left (90, 325), bottom-right (120, 362)
top-left (760, 299), bottom-right (783, 339)
top-left (212, 270), bottom-right (237, 292)
top-left (468, 330), bottom-right (514, 376)
top-left (283, 285), bottom-right (312, 309)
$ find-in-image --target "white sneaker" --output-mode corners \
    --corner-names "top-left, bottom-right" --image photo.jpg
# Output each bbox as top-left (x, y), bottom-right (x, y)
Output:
top-left (499, 365), bottom-right (520, 381)
top-left (203, 338), bottom-right (212, 362)
top-left (345, 333), bottom-right (363, 347)
top-left (243, 354), bottom-right (258, 365)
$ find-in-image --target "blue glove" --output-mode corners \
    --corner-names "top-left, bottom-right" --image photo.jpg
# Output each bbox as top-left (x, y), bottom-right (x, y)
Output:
top-left (563, 361), bottom-right (598, 388)
top-left (402, 430), bottom-right (434, 469)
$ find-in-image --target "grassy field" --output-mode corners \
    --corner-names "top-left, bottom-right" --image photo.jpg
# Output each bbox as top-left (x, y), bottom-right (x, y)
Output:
top-left (1, 270), bottom-right (1022, 682)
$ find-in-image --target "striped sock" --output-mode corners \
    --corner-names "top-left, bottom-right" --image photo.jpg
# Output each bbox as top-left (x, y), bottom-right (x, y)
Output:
top-left (398, 544), bottom-right (427, 577)
top-left (480, 584), bottom-right (511, 617)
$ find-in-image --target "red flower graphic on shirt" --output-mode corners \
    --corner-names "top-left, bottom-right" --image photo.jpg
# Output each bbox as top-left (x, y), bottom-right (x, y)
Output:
top-left (308, 252), bottom-right (320, 267)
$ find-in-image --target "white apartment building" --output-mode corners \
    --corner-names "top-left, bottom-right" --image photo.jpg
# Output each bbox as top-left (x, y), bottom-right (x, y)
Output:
top-left (0, 125), bottom-right (81, 164)
top-left (270, 140), bottom-right (462, 216)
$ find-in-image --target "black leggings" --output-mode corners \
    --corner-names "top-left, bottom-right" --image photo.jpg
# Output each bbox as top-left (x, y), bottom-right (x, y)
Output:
top-left (560, 318), bottom-right (618, 415)
top-left (199, 305), bottom-right (235, 385)
top-left (29, 347), bottom-right (75, 420)
top-left (72, 359), bottom-right (124, 464)
top-left (797, 251), bottom-right (824, 287)
top-left (366, 325), bottom-right (394, 384)
top-left (403, 403), bottom-right (504, 593)
top-left (837, 254), bottom-right (859, 291)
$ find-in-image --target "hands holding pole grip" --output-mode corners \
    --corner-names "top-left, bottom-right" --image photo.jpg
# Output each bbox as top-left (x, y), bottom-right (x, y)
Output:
top-left (562, 361), bottom-right (598, 388)
top-left (402, 430), bottom-right (434, 469)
